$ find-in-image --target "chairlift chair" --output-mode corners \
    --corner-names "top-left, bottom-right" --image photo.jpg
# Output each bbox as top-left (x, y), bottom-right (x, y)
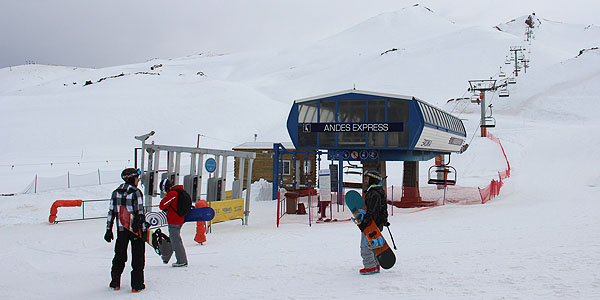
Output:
top-left (481, 116), bottom-right (496, 128)
top-left (427, 164), bottom-right (457, 186)
top-left (508, 77), bottom-right (517, 84)
top-left (498, 88), bottom-right (509, 98)
top-left (499, 71), bottom-right (506, 78)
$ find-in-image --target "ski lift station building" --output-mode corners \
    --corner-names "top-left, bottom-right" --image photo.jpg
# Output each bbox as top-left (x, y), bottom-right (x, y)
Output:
top-left (287, 90), bottom-right (466, 160)
top-left (282, 89), bottom-right (467, 207)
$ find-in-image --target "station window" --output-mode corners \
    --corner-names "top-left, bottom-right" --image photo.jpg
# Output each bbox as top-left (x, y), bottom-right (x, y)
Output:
top-left (279, 160), bottom-right (291, 176)
top-left (388, 100), bottom-right (409, 122)
top-left (338, 100), bottom-right (366, 147)
top-left (338, 100), bottom-right (366, 122)
top-left (303, 159), bottom-right (312, 174)
top-left (369, 132), bottom-right (386, 147)
top-left (320, 132), bottom-right (336, 148)
top-left (388, 124), bottom-right (410, 147)
top-left (298, 101), bottom-right (319, 123)
top-left (368, 99), bottom-right (386, 122)
top-left (319, 100), bottom-right (337, 148)
top-left (298, 124), bottom-right (317, 147)
top-left (338, 132), bottom-right (365, 147)
top-left (320, 100), bottom-right (336, 122)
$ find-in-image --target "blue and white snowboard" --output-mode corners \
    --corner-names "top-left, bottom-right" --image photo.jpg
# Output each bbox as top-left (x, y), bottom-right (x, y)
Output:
top-left (145, 207), bottom-right (215, 227)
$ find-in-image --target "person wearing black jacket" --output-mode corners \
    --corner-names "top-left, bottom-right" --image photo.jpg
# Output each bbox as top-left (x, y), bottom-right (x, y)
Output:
top-left (104, 168), bottom-right (147, 293)
top-left (358, 170), bottom-right (388, 275)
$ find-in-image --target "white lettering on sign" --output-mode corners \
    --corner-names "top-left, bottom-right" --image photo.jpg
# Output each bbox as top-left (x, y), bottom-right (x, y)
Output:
top-left (351, 123), bottom-right (389, 132)
top-left (324, 123), bottom-right (352, 132)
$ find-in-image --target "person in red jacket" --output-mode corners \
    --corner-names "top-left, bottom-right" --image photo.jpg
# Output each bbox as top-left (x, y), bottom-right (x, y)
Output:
top-left (159, 179), bottom-right (188, 267)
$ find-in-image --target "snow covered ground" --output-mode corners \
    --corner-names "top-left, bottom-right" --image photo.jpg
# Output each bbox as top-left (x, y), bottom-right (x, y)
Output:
top-left (1, 5), bottom-right (599, 299)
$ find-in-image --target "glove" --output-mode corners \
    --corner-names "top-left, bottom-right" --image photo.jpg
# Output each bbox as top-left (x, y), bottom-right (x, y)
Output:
top-left (104, 230), bottom-right (113, 243)
top-left (132, 215), bottom-right (146, 232)
top-left (384, 221), bottom-right (391, 227)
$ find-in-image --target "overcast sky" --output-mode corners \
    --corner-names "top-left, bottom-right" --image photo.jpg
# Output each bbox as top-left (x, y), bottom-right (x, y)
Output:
top-left (1, 0), bottom-right (598, 69)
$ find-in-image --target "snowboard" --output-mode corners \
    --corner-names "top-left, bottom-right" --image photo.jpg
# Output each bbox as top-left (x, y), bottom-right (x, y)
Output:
top-left (145, 207), bottom-right (215, 227)
top-left (184, 206), bottom-right (215, 223)
top-left (345, 190), bottom-right (396, 269)
top-left (120, 207), bottom-right (174, 263)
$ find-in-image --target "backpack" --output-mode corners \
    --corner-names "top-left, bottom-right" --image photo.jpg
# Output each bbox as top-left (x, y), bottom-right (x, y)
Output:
top-left (174, 189), bottom-right (193, 216)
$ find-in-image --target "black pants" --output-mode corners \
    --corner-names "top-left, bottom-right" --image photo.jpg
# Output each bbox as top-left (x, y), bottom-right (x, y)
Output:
top-left (110, 230), bottom-right (145, 289)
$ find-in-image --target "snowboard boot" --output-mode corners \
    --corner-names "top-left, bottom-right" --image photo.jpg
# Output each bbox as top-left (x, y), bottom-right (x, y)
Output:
top-left (172, 262), bottom-right (188, 267)
top-left (132, 285), bottom-right (145, 293)
top-left (109, 281), bottom-right (120, 290)
top-left (359, 265), bottom-right (380, 275)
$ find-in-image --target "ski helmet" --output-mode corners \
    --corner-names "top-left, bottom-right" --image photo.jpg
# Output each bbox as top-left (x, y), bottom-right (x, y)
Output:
top-left (364, 170), bottom-right (383, 184)
top-left (160, 178), bottom-right (173, 192)
top-left (121, 168), bottom-right (141, 181)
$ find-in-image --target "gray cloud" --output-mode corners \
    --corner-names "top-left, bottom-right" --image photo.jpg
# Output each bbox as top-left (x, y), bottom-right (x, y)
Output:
top-left (1, 0), bottom-right (598, 68)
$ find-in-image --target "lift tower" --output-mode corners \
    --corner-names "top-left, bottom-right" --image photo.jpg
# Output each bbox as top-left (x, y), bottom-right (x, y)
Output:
top-left (510, 46), bottom-right (525, 77)
top-left (469, 80), bottom-right (496, 137)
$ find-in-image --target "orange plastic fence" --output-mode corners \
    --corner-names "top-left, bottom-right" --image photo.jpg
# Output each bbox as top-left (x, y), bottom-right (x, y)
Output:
top-left (479, 132), bottom-right (511, 204)
top-left (49, 200), bottom-right (83, 223)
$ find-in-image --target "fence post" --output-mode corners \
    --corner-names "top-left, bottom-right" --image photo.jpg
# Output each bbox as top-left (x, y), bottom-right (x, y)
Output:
top-left (98, 168), bottom-right (101, 185)
top-left (68, 172), bottom-right (70, 188)
top-left (391, 185), bottom-right (394, 216)
top-left (35, 174), bottom-right (38, 193)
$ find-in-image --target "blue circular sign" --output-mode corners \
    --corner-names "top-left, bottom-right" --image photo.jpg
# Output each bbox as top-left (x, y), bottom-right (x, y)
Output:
top-left (368, 150), bottom-right (379, 160)
top-left (205, 158), bottom-right (217, 173)
top-left (359, 150), bottom-right (369, 160)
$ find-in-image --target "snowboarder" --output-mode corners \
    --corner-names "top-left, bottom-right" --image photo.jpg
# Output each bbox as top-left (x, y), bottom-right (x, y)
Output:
top-left (358, 170), bottom-right (389, 275)
top-left (159, 178), bottom-right (189, 267)
top-left (104, 168), bottom-right (147, 292)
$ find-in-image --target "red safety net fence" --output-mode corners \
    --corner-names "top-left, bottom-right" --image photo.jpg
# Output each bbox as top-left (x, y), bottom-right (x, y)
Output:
top-left (478, 132), bottom-right (511, 204)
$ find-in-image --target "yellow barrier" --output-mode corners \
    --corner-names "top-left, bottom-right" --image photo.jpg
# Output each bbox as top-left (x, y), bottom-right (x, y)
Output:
top-left (224, 190), bottom-right (233, 200)
top-left (210, 198), bottom-right (244, 223)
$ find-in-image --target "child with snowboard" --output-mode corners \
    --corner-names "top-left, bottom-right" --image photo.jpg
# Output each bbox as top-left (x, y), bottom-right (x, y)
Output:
top-left (159, 178), bottom-right (189, 267)
top-left (104, 168), bottom-right (147, 292)
top-left (358, 170), bottom-right (389, 275)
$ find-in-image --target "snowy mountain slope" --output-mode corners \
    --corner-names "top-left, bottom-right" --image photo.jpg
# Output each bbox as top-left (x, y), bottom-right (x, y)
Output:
top-left (496, 15), bottom-right (600, 62)
top-left (1, 8), bottom-right (596, 195)
top-left (226, 5), bottom-right (522, 102)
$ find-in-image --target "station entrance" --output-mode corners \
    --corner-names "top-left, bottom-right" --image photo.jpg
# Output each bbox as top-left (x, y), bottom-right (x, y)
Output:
top-left (135, 131), bottom-right (257, 225)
